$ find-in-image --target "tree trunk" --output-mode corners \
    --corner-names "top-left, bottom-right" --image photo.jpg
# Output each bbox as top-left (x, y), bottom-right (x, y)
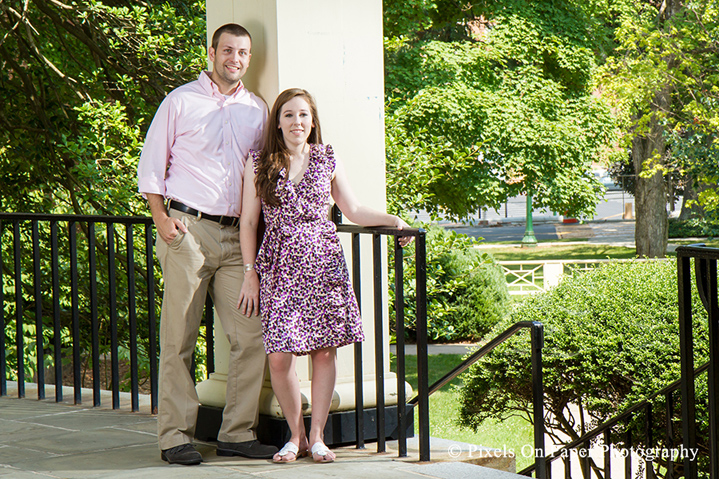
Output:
top-left (633, 89), bottom-right (670, 258)
top-left (679, 175), bottom-right (705, 220)
top-left (633, 0), bottom-right (681, 258)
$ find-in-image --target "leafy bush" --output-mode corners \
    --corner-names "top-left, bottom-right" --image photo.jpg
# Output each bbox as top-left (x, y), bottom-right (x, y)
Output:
top-left (458, 259), bottom-right (709, 464)
top-left (390, 223), bottom-right (510, 342)
top-left (668, 218), bottom-right (719, 238)
top-left (453, 260), bottom-right (510, 340)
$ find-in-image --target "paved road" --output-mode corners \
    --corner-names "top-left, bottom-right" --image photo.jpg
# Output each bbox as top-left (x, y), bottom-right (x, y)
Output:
top-left (441, 220), bottom-right (636, 245)
top-left (446, 222), bottom-right (562, 243)
top-left (457, 190), bottom-right (637, 223)
top-left (478, 190), bottom-right (635, 223)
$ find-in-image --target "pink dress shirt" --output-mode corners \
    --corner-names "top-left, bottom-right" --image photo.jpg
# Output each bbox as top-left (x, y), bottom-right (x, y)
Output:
top-left (137, 71), bottom-right (268, 217)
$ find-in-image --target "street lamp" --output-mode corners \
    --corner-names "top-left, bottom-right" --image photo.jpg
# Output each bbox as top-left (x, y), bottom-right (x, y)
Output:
top-left (522, 193), bottom-right (538, 247)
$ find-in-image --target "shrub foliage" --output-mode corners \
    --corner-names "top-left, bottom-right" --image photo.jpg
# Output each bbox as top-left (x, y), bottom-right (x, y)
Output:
top-left (458, 259), bottom-right (709, 461)
top-left (391, 224), bottom-right (510, 342)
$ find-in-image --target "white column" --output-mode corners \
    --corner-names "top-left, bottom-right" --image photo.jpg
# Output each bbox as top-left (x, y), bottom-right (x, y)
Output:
top-left (196, 0), bottom-right (409, 416)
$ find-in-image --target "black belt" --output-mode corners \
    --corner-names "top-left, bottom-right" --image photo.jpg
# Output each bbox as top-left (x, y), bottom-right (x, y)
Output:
top-left (168, 200), bottom-right (240, 228)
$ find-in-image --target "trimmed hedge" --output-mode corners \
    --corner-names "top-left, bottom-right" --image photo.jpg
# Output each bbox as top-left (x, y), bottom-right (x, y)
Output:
top-left (458, 259), bottom-right (709, 455)
top-left (668, 217), bottom-right (719, 238)
top-left (390, 223), bottom-right (510, 342)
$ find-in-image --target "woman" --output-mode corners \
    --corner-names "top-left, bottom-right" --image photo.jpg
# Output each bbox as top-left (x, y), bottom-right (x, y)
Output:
top-left (237, 88), bottom-right (412, 463)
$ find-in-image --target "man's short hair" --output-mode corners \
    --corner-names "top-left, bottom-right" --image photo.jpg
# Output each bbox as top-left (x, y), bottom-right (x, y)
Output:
top-left (211, 23), bottom-right (252, 50)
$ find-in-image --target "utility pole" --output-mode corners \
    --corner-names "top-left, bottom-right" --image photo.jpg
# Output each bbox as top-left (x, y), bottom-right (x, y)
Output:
top-left (522, 193), bottom-right (538, 247)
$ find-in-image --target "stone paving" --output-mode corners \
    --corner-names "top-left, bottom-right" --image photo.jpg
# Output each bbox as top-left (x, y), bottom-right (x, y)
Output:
top-left (0, 394), bottom-right (524, 479)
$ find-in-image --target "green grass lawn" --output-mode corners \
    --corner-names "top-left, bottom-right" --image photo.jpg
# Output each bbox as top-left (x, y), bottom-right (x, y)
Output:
top-left (478, 243), bottom-right (638, 261)
top-left (480, 240), bottom-right (719, 262)
top-left (391, 353), bottom-right (535, 471)
top-left (668, 238), bottom-right (719, 247)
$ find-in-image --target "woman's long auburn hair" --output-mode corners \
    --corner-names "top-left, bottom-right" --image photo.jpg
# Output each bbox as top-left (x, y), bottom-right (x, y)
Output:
top-left (255, 88), bottom-right (323, 206)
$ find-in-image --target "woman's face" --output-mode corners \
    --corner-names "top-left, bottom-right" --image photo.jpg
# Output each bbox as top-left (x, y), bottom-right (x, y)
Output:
top-left (278, 96), bottom-right (314, 148)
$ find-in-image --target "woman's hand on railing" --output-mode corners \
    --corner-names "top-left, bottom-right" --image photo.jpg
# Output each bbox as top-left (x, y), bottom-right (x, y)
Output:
top-left (393, 216), bottom-right (414, 247)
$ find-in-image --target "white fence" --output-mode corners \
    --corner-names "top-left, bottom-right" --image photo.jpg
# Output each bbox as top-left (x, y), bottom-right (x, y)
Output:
top-left (497, 259), bottom-right (663, 295)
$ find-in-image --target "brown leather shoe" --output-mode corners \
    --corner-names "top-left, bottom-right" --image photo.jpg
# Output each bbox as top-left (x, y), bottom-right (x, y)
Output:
top-left (216, 440), bottom-right (279, 459)
top-left (161, 443), bottom-right (203, 465)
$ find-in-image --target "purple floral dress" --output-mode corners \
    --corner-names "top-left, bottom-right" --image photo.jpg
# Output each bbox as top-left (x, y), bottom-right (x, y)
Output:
top-left (251, 144), bottom-right (364, 355)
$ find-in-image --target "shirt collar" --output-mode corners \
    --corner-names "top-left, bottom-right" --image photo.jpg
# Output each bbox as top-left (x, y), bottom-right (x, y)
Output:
top-left (198, 71), bottom-right (245, 99)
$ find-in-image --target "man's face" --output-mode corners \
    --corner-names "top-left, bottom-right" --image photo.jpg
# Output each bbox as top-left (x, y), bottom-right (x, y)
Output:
top-left (209, 33), bottom-right (252, 91)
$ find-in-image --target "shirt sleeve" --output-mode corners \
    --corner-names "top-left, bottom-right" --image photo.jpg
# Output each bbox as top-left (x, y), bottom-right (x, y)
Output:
top-left (137, 94), bottom-right (176, 197)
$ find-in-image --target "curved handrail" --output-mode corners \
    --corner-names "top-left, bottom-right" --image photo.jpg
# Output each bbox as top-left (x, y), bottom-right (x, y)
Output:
top-left (405, 320), bottom-right (546, 478)
top-left (408, 320), bottom-right (543, 405)
top-left (519, 361), bottom-right (711, 476)
top-left (521, 244), bottom-right (719, 477)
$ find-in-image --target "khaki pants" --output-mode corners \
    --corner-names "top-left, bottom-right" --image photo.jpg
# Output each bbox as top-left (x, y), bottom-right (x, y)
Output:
top-left (156, 209), bottom-right (266, 451)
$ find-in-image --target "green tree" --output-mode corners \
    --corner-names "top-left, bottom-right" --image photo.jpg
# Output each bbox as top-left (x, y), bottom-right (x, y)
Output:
top-left (389, 223), bottom-right (509, 342)
top-left (383, 0), bottom-right (617, 220)
top-left (597, 0), bottom-right (719, 257)
top-left (0, 0), bottom-right (206, 215)
top-left (0, 1), bottom-right (209, 389)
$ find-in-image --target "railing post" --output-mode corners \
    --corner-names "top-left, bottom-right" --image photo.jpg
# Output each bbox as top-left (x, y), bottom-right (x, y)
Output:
top-left (394, 236), bottom-right (407, 457)
top-left (644, 403), bottom-right (654, 479)
top-left (204, 295), bottom-right (214, 377)
top-left (89, 222), bottom-right (101, 406)
top-left (51, 221), bottom-right (62, 402)
top-left (0, 220), bottom-right (4, 397)
top-left (13, 220), bottom-right (24, 398)
top-left (603, 429), bottom-right (612, 479)
top-left (31, 220), bottom-right (45, 400)
top-left (581, 440), bottom-right (590, 479)
top-left (625, 428), bottom-right (632, 478)
top-left (70, 221), bottom-right (81, 404)
top-left (415, 232), bottom-right (429, 462)
top-left (127, 225), bottom-right (139, 412)
top-left (108, 223), bottom-right (120, 409)
top-left (665, 391), bottom-right (674, 479)
top-left (352, 232), bottom-right (364, 449)
top-left (706, 258), bottom-right (719, 478)
top-left (372, 233), bottom-right (385, 453)
top-left (678, 255), bottom-right (697, 479)
top-left (563, 453), bottom-right (571, 479)
top-left (531, 322), bottom-right (546, 478)
top-left (145, 223), bottom-right (158, 414)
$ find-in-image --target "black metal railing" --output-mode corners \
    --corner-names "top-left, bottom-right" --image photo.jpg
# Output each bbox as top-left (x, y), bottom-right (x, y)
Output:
top-left (519, 244), bottom-right (719, 479)
top-left (678, 245), bottom-right (718, 479)
top-left (519, 362), bottom-right (710, 478)
top-left (404, 321), bottom-right (546, 476)
top-left (0, 213), bottom-right (437, 459)
top-left (0, 212), bottom-right (159, 411)
top-left (335, 224), bottom-right (429, 459)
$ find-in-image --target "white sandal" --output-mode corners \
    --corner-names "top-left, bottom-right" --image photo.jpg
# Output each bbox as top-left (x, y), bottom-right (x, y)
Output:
top-left (310, 442), bottom-right (334, 463)
top-left (273, 442), bottom-right (304, 463)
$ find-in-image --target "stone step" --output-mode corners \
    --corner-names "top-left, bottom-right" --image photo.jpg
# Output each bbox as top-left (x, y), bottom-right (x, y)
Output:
top-left (380, 436), bottom-right (526, 478)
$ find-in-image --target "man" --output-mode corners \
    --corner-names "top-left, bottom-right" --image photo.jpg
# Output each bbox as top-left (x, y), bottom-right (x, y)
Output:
top-left (137, 23), bottom-right (277, 466)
